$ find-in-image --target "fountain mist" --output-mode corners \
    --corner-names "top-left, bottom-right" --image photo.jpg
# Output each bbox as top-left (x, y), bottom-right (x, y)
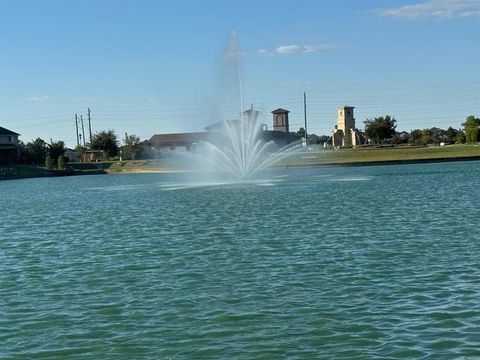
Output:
top-left (192, 31), bottom-right (302, 180)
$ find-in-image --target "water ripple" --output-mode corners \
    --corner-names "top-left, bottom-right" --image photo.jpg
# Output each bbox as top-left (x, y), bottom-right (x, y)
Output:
top-left (1, 163), bottom-right (480, 358)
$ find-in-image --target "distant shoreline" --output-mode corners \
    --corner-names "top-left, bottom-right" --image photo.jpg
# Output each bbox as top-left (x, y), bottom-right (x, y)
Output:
top-left (283, 155), bottom-right (480, 168)
top-left (2, 145), bottom-right (480, 180)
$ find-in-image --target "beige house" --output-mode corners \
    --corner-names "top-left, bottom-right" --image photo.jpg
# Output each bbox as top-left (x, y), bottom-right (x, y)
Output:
top-left (332, 106), bottom-right (361, 148)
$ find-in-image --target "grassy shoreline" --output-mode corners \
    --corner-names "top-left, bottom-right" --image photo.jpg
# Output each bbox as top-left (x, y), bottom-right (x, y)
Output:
top-left (279, 144), bottom-right (480, 167)
top-left (2, 144), bottom-right (479, 180)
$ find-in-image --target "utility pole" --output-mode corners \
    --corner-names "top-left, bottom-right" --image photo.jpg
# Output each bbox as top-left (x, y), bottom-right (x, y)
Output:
top-left (304, 92), bottom-right (308, 143)
top-left (75, 114), bottom-right (79, 147)
top-left (87, 107), bottom-right (92, 144)
top-left (80, 115), bottom-right (86, 146)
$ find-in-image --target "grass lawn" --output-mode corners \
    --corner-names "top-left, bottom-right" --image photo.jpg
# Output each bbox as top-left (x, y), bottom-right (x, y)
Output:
top-left (280, 144), bottom-right (480, 167)
top-left (0, 164), bottom-right (52, 179)
top-left (72, 144), bottom-right (480, 173)
top-left (68, 159), bottom-right (183, 173)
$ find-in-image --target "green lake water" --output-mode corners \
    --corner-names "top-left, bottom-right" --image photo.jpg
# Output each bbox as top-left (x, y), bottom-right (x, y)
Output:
top-left (1, 161), bottom-right (479, 359)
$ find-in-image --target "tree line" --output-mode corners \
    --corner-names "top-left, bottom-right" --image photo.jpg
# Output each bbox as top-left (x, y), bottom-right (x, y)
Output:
top-left (363, 114), bottom-right (480, 146)
top-left (18, 114), bottom-right (479, 167)
top-left (19, 130), bottom-right (142, 168)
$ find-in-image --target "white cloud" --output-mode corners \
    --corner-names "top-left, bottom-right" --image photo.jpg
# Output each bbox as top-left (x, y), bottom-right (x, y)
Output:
top-left (26, 95), bottom-right (51, 102)
top-left (256, 48), bottom-right (274, 57)
top-left (256, 44), bottom-right (336, 57)
top-left (303, 44), bottom-right (337, 53)
top-left (276, 45), bottom-right (303, 54)
top-left (376, 0), bottom-right (480, 19)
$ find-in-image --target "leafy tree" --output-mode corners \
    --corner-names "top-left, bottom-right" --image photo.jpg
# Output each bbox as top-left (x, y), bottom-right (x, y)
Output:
top-left (296, 127), bottom-right (306, 138)
top-left (364, 115), bottom-right (397, 144)
top-left (24, 138), bottom-right (48, 165)
top-left (409, 129), bottom-right (423, 145)
top-left (57, 155), bottom-right (66, 170)
top-left (123, 133), bottom-right (141, 160)
top-left (45, 155), bottom-right (52, 170)
top-left (49, 141), bottom-right (66, 165)
top-left (462, 115), bottom-right (480, 144)
top-left (456, 130), bottom-right (466, 144)
top-left (466, 127), bottom-right (479, 144)
top-left (445, 127), bottom-right (458, 143)
top-left (91, 130), bottom-right (119, 158)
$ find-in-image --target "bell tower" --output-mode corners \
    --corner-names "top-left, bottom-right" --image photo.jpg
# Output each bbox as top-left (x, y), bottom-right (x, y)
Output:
top-left (337, 106), bottom-right (355, 132)
top-left (333, 106), bottom-right (358, 148)
top-left (272, 108), bottom-right (290, 133)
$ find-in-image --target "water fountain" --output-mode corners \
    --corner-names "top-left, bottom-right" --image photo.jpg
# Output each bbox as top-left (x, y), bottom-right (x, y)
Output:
top-left (196, 110), bottom-right (301, 179)
top-left (192, 31), bottom-right (302, 180)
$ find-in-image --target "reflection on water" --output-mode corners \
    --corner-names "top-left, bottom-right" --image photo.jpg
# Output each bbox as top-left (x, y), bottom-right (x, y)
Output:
top-left (1, 162), bottom-right (480, 358)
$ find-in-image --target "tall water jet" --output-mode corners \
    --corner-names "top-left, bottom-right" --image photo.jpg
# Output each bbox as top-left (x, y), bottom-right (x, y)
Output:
top-left (191, 31), bottom-right (302, 181)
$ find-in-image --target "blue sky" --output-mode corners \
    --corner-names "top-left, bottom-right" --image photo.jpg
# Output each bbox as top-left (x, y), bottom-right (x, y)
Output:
top-left (0, 0), bottom-right (479, 147)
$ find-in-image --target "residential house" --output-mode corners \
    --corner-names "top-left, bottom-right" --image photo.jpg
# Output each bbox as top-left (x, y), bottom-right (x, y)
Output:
top-left (0, 126), bottom-right (20, 164)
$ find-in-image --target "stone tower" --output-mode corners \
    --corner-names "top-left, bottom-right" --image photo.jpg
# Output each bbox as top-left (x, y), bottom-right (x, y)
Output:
top-left (333, 106), bottom-right (359, 147)
top-left (271, 108), bottom-right (290, 133)
top-left (336, 106), bottom-right (355, 133)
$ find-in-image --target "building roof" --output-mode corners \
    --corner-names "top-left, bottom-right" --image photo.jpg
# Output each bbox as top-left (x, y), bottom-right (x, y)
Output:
top-left (271, 108), bottom-right (290, 114)
top-left (337, 105), bottom-right (355, 109)
top-left (204, 119), bottom-right (267, 132)
top-left (0, 126), bottom-right (20, 136)
top-left (149, 132), bottom-right (210, 146)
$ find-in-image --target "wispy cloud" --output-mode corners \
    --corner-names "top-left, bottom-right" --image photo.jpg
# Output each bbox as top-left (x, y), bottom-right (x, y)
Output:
top-left (256, 48), bottom-right (274, 57)
top-left (257, 43), bottom-right (336, 57)
top-left (276, 45), bottom-right (304, 54)
top-left (26, 95), bottom-right (51, 102)
top-left (376, 0), bottom-right (480, 20)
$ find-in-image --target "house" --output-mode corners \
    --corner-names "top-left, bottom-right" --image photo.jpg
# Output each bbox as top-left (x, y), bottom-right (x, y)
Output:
top-left (81, 150), bottom-right (106, 162)
top-left (0, 126), bottom-right (20, 164)
top-left (149, 132), bottom-right (211, 153)
top-left (148, 108), bottom-right (299, 155)
top-left (64, 148), bottom-right (80, 162)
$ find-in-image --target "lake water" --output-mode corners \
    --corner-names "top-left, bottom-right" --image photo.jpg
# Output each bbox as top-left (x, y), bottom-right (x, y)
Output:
top-left (1, 161), bottom-right (479, 359)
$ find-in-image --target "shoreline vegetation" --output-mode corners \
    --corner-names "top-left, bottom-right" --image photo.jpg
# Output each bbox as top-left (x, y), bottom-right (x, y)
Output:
top-left (1, 144), bottom-right (479, 181)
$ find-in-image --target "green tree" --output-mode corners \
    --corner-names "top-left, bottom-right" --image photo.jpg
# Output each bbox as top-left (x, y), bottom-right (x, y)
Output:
top-left (45, 155), bottom-right (52, 170)
top-left (25, 138), bottom-right (48, 165)
top-left (91, 130), bottom-right (119, 158)
top-left (123, 133), bottom-right (141, 160)
top-left (296, 127), bottom-right (306, 138)
top-left (57, 155), bottom-right (66, 170)
top-left (462, 115), bottom-right (480, 144)
top-left (364, 115), bottom-right (397, 144)
top-left (456, 130), bottom-right (466, 144)
top-left (466, 127), bottom-right (479, 144)
top-left (49, 141), bottom-right (66, 165)
top-left (445, 127), bottom-right (458, 143)
top-left (409, 129), bottom-right (423, 145)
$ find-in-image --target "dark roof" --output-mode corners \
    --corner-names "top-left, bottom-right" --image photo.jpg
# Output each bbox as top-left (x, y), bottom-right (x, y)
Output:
top-left (149, 132), bottom-right (210, 146)
top-left (271, 108), bottom-right (290, 114)
top-left (205, 119), bottom-right (268, 132)
top-left (263, 130), bottom-right (299, 143)
top-left (0, 126), bottom-right (20, 136)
